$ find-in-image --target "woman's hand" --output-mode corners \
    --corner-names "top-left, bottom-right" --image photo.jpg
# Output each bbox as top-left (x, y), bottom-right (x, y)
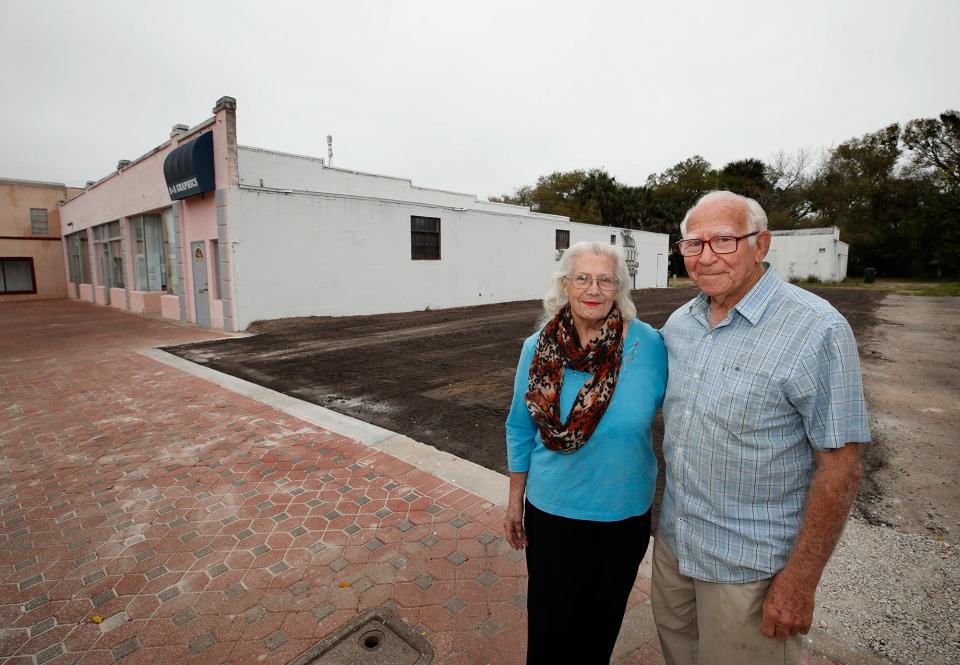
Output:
top-left (504, 472), bottom-right (528, 550)
top-left (504, 499), bottom-right (527, 550)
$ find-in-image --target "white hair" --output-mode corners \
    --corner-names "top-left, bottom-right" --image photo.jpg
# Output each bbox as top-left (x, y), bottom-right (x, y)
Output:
top-left (539, 240), bottom-right (637, 327)
top-left (680, 190), bottom-right (768, 243)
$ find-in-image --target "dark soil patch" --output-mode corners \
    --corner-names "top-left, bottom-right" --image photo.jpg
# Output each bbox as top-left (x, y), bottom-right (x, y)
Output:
top-left (166, 287), bottom-right (885, 529)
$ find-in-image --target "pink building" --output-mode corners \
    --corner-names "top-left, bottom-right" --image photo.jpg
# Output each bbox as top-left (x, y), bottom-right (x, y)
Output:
top-left (60, 97), bottom-right (239, 330)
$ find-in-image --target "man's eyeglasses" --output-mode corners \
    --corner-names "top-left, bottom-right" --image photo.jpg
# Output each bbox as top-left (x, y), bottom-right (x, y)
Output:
top-left (675, 231), bottom-right (761, 257)
top-left (565, 273), bottom-right (621, 292)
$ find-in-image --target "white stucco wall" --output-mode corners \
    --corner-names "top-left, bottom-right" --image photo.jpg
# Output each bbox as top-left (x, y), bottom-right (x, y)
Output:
top-left (226, 184), bottom-right (668, 329)
top-left (766, 228), bottom-right (848, 282)
top-left (238, 147), bottom-right (547, 217)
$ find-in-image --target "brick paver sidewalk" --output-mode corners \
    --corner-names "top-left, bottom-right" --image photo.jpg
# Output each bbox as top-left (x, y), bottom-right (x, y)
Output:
top-left (1, 301), bottom-right (666, 664)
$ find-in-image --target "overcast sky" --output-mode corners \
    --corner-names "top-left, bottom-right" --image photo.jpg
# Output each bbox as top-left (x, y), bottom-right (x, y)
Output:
top-left (2, 0), bottom-right (957, 197)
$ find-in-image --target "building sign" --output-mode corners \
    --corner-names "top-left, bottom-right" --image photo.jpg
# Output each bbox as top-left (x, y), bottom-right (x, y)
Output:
top-left (163, 131), bottom-right (215, 201)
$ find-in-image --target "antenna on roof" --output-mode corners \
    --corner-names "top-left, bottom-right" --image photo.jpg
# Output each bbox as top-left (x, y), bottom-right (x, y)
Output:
top-left (327, 135), bottom-right (333, 166)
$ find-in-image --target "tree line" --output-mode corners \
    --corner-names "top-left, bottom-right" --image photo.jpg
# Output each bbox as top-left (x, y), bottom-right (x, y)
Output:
top-left (489, 110), bottom-right (959, 278)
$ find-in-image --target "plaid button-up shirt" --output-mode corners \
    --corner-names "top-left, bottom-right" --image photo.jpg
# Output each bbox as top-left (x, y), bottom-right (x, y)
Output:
top-left (659, 266), bottom-right (870, 582)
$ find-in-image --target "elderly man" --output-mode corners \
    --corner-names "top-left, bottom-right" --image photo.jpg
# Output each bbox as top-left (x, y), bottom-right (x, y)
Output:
top-left (653, 191), bottom-right (870, 665)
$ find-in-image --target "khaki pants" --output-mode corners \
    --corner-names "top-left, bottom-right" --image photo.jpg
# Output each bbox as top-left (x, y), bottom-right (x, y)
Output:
top-left (651, 538), bottom-right (801, 665)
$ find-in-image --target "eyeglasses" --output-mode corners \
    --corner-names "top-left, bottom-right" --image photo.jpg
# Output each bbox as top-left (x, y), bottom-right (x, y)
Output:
top-left (675, 231), bottom-right (761, 257)
top-left (564, 273), bottom-right (621, 292)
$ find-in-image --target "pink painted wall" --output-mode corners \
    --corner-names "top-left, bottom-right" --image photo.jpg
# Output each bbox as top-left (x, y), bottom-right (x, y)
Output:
top-left (108, 287), bottom-right (127, 310)
top-left (129, 290), bottom-right (161, 314)
top-left (160, 294), bottom-right (180, 320)
top-left (59, 122), bottom-right (216, 232)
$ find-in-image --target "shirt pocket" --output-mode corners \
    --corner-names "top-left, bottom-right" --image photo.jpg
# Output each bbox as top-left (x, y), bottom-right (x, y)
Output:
top-left (712, 366), bottom-right (781, 434)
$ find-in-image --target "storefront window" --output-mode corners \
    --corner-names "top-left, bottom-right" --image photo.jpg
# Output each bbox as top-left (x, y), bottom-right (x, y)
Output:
top-left (66, 231), bottom-right (91, 284)
top-left (93, 221), bottom-right (124, 289)
top-left (132, 214), bottom-right (166, 291)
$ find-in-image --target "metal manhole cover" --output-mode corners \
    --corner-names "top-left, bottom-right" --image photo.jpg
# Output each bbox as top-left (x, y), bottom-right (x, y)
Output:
top-left (287, 607), bottom-right (433, 665)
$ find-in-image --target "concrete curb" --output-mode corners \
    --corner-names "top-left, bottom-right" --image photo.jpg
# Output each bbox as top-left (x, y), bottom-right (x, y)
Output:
top-left (139, 348), bottom-right (510, 506)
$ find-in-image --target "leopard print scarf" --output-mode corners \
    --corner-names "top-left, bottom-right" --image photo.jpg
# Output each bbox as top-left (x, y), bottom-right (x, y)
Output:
top-left (525, 304), bottom-right (625, 453)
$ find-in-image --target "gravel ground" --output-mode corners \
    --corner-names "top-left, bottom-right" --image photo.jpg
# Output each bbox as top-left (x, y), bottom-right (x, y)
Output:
top-left (815, 517), bottom-right (960, 665)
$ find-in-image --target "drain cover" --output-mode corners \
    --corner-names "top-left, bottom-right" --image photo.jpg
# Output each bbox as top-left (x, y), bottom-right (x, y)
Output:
top-left (287, 607), bottom-right (433, 665)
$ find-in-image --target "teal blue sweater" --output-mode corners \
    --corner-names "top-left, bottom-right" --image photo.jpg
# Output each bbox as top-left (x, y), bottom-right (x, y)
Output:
top-left (505, 319), bottom-right (667, 521)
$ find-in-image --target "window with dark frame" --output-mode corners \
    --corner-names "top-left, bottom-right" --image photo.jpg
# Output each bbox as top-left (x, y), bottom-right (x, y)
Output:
top-left (411, 216), bottom-right (441, 260)
top-left (0, 258), bottom-right (37, 294)
top-left (610, 234), bottom-right (616, 245)
top-left (92, 220), bottom-right (125, 288)
top-left (30, 209), bottom-right (49, 235)
top-left (556, 229), bottom-right (570, 250)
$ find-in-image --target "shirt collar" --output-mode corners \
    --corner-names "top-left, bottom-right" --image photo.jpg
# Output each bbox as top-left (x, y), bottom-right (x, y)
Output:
top-left (685, 262), bottom-right (780, 327)
top-left (731, 262), bottom-right (779, 325)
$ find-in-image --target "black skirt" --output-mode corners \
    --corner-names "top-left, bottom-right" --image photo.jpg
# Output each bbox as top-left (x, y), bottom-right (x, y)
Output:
top-left (523, 499), bottom-right (651, 665)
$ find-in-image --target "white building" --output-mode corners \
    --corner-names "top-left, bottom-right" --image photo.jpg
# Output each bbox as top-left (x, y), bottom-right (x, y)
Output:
top-left (60, 97), bottom-right (669, 331)
top-left (766, 227), bottom-right (849, 283)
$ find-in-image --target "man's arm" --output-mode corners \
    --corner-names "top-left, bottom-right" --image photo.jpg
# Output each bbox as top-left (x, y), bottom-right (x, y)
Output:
top-left (761, 443), bottom-right (862, 641)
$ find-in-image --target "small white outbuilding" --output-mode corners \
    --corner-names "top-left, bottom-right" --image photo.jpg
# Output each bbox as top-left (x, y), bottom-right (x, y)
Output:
top-left (766, 227), bottom-right (849, 283)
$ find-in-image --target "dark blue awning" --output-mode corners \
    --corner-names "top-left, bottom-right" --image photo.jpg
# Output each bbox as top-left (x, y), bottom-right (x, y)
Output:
top-left (163, 131), bottom-right (215, 200)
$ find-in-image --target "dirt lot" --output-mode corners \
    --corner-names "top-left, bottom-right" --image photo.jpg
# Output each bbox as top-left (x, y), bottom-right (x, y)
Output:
top-left (166, 287), bottom-right (885, 528)
top-left (856, 294), bottom-right (960, 537)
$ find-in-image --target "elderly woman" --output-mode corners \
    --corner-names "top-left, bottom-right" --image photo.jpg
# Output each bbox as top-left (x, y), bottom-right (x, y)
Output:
top-left (505, 240), bottom-right (667, 664)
